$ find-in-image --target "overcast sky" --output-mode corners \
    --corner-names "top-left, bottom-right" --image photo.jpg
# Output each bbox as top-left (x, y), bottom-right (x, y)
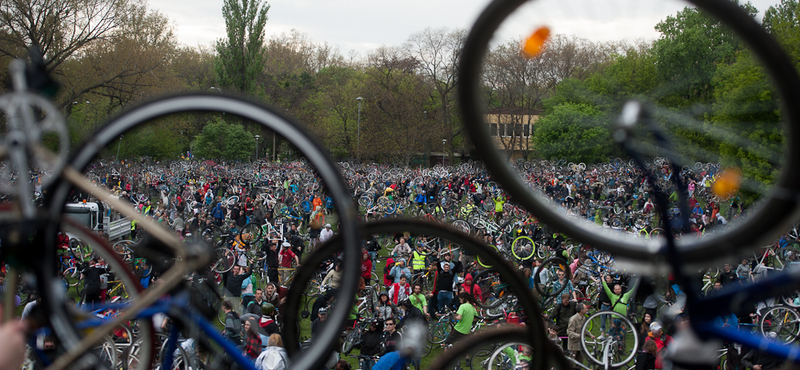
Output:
top-left (147, 0), bottom-right (784, 56)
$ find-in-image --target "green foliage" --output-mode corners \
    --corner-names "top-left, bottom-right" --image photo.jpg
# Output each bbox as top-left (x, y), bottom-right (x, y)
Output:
top-left (194, 118), bottom-right (256, 160)
top-left (532, 103), bottom-right (613, 163)
top-left (215, 0), bottom-right (270, 94)
top-left (652, 5), bottom-right (753, 108)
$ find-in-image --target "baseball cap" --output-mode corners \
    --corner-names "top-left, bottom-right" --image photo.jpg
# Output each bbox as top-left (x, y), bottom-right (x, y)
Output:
top-left (319, 308), bottom-right (328, 315)
top-left (282, 241), bottom-right (291, 247)
top-left (650, 322), bottom-right (662, 332)
top-left (325, 223), bottom-right (331, 228)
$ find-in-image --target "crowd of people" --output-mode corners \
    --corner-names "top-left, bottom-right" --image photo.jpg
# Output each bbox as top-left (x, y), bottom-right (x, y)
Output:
top-left (4, 157), bottom-right (793, 370)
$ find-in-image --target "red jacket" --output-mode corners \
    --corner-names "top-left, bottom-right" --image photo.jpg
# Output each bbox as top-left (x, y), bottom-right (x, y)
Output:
top-left (645, 334), bottom-right (672, 369)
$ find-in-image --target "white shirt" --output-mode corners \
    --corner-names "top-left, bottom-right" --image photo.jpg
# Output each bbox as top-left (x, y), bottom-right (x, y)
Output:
top-left (320, 228), bottom-right (334, 243)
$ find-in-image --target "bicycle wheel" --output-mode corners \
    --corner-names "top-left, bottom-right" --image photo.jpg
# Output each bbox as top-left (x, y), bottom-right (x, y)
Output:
top-left (470, 269), bottom-right (508, 309)
top-left (580, 310), bottom-right (638, 368)
top-left (488, 343), bottom-right (529, 370)
top-left (470, 347), bottom-right (493, 370)
top-left (759, 305), bottom-right (800, 344)
top-left (476, 244), bottom-right (499, 268)
top-left (211, 248), bottom-right (236, 274)
top-left (429, 321), bottom-right (450, 344)
top-left (131, 258), bottom-right (153, 278)
top-left (451, 219), bottom-right (472, 235)
top-left (239, 222), bottom-right (263, 248)
top-left (511, 236), bottom-right (535, 261)
top-left (458, 0), bottom-right (800, 265)
top-left (534, 257), bottom-right (570, 298)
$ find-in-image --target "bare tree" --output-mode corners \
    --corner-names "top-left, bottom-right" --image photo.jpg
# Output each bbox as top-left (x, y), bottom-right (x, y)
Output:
top-left (403, 27), bottom-right (466, 156)
top-left (0, 0), bottom-right (130, 72)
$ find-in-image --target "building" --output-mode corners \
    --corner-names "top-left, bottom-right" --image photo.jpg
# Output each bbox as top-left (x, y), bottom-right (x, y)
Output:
top-left (486, 107), bottom-right (542, 161)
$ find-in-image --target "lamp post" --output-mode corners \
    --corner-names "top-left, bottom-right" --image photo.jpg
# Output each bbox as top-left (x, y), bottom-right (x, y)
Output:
top-left (356, 97), bottom-right (364, 162)
top-left (180, 130), bottom-right (183, 158)
top-left (255, 135), bottom-right (260, 161)
top-left (442, 139), bottom-right (447, 166)
top-left (117, 135), bottom-right (123, 159)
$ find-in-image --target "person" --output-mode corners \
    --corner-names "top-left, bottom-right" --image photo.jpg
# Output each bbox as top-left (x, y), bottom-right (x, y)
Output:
top-left (567, 303), bottom-right (594, 366)
top-left (322, 261), bottom-right (344, 292)
top-left (736, 258), bottom-right (751, 284)
top-left (383, 317), bottom-right (402, 353)
top-left (310, 307), bottom-right (328, 341)
top-left (552, 293), bottom-right (578, 348)
top-left (446, 292), bottom-right (477, 347)
top-left (635, 339), bottom-right (657, 370)
top-left (461, 273), bottom-right (483, 303)
top-left (388, 275), bottom-right (411, 305)
top-left (241, 273), bottom-right (255, 308)
top-left (383, 257), bottom-right (396, 287)
top-left (434, 261), bottom-right (456, 314)
top-left (243, 316), bottom-right (262, 360)
top-left (597, 274), bottom-right (614, 332)
top-left (607, 319), bottom-right (626, 351)
top-left (371, 347), bottom-right (413, 370)
top-left (0, 304), bottom-right (27, 370)
top-left (391, 238), bottom-right (412, 260)
top-left (740, 332), bottom-right (784, 370)
top-left (264, 242), bottom-right (280, 284)
top-left (361, 251), bottom-right (373, 286)
top-left (644, 322), bottom-right (672, 369)
top-left (638, 312), bottom-right (653, 351)
top-left (222, 300), bottom-right (242, 345)
top-left (278, 242), bottom-right (299, 285)
top-left (320, 223), bottom-right (334, 244)
top-left (224, 265), bottom-right (252, 313)
top-left (246, 288), bottom-right (266, 316)
top-left (83, 257), bottom-right (105, 306)
top-left (389, 259), bottom-right (411, 285)
top-left (602, 275), bottom-right (637, 316)
top-left (258, 303), bottom-right (280, 337)
top-left (359, 319), bottom-right (384, 370)
top-left (255, 334), bottom-right (290, 370)
top-left (718, 264), bottom-right (738, 286)
top-left (376, 291), bottom-right (394, 319)
top-left (552, 269), bottom-right (577, 301)
top-left (397, 299), bottom-right (427, 329)
top-left (408, 283), bottom-right (429, 318)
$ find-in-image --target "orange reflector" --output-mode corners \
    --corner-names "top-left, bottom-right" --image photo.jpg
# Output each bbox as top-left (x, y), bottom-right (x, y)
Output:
top-left (522, 27), bottom-right (551, 58)
top-left (712, 168), bottom-right (742, 199)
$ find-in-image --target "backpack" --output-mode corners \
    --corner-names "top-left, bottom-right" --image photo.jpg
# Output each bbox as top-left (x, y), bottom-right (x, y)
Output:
top-left (256, 347), bottom-right (289, 370)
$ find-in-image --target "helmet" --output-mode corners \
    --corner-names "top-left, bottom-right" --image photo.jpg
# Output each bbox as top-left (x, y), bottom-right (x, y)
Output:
top-left (398, 299), bottom-right (412, 308)
top-left (261, 303), bottom-right (276, 316)
top-left (318, 307), bottom-right (328, 315)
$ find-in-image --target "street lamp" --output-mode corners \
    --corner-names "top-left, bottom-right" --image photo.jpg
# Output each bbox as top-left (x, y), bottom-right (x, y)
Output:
top-left (117, 135), bottom-right (124, 159)
top-left (255, 135), bottom-right (261, 160)
top-left (180, 130), bottom-right (183, 158)
top-left (442, 139), bottom-right (447, 166)
top-left (356, 97), bottom-right (364, 162)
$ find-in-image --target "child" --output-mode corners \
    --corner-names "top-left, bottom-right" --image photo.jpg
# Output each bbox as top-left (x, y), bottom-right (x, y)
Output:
top-left (608, 319), bottom-right (626, 351)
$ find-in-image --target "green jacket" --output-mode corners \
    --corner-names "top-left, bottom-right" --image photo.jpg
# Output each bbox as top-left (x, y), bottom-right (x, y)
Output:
top-left (602, 279), bottom-right (637, 316)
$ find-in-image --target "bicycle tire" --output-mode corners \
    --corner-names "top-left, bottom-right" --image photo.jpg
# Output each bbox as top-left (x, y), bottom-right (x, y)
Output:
top-left (457, 0), bottom-right (800, 264)
top-left (580, 310), bottom-right (638, 367)
top-left (759, 305), bottom-right (800, 344)
top-left (211, 248), bottom-right (236, 274)
top-left (451, 219), bottom-right (471, 235)
top-left (238, 222), bottom-right (263, 248)
top-left (470, 269), bottom-right (508, 309)
top-left (533, 257), bottom-right (571, 298)
top-left (511, 236), bottom-right (536, 261)
top-left (470, 347), bottom-right (493, 370)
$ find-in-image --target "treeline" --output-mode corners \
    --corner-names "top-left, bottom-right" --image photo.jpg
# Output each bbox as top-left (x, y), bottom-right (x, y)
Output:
top-left (1, 0), bottom-right (797, 171)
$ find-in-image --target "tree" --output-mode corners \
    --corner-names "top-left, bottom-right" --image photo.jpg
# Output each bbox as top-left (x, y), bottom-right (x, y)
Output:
top-left (215, 0), bottom-right (269, 94)
top-left (531, 103), bottom-right (613, 163)
top-left (652, 4), bottom-right (754, 108)
top-left (194, 119), bottom-right (256, 160)
top-left (403, 27), bottom-right (465, 154)
top-left (0, 0), bottom-right (130, 73)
